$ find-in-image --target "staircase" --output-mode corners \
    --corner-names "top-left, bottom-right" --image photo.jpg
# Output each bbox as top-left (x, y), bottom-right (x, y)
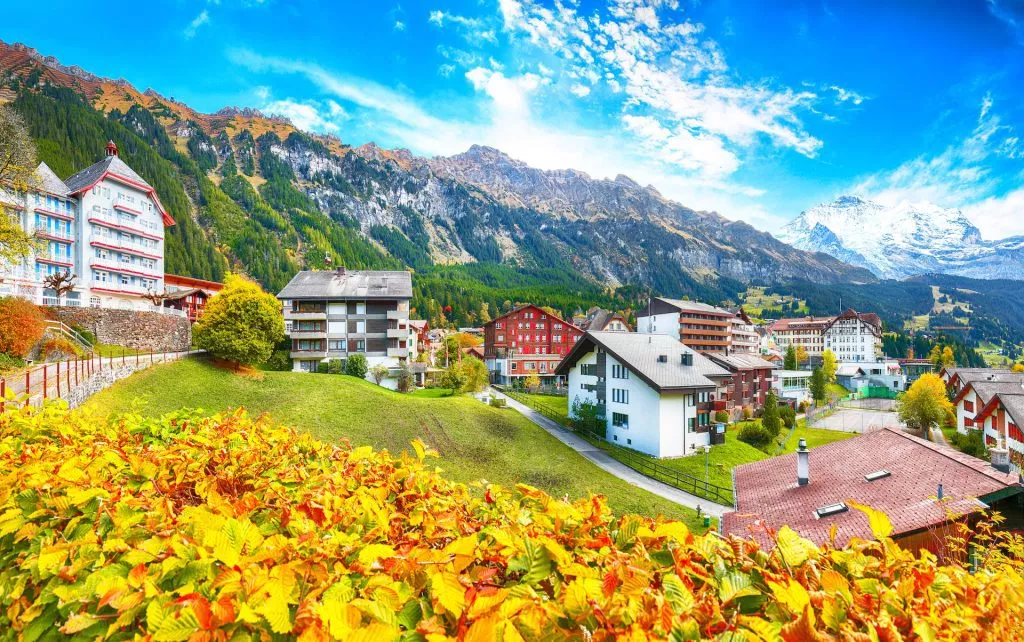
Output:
top-left (41, 321), bottom-right (94, 355)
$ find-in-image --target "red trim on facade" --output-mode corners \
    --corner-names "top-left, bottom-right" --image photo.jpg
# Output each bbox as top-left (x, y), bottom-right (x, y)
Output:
top-left (90, 240), bottom-right (160, 260)
top-left (113, 203), bottom-right (142, 216)
top-left (34, 231), bottom-right (74, 243)
top-left (89, 263), bottom-right (160, 279)
top-left (33, 207), bottom-right (74, 221)
top-left (87, 217), bottom-right (163, 241)
top-left (164, 273), bottom-right (225, 293)
top-left (89, 287), bottom-right (146, 297)
top-left (36, 257), bottom-right (74, 268)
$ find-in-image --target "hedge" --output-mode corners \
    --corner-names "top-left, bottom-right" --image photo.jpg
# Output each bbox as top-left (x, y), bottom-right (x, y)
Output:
top-left (0, 403), bottom-right (1022, 639)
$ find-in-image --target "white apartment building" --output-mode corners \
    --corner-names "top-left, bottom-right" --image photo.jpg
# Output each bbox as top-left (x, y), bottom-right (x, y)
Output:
top-left (767, 316), bottom-right (832, 359)
top-left (556, 332), bottom-right (730, 457)
top-left (822, 308), bottom-right (882, 363)
top-left (730, 309), bottom-right (759, 354)
top-left (277, 268), bottom-right (417, 388)
top-left (0, 141), bottom-right (173, 310)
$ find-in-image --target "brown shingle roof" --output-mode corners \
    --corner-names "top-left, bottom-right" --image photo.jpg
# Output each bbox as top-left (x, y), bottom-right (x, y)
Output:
top-left (723, 427), bottom-right (1020, 548)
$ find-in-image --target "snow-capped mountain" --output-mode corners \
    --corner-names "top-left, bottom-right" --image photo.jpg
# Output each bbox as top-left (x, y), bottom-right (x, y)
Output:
top-left (777, 196), bottom-right (1024, 280)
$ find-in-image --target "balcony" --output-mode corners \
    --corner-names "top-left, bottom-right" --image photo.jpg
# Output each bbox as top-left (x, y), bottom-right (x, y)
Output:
top-left (680, 327), bottom-right (730, 337)
top-left (387, 327), bottom-right (407, 338)
top-left (88, 213), bottom-right (162, 241)
top-left (90, 240), bottom-right (160, 260)
top-left (289, 330), bottom-right (327, 340)
top-left (113, 203), bottom-right (142, 216)
top-left (290, 350), bottom-right (327, 359)
top-left (90, 260), bottom-right (160, 279)
top-left (35, 229), bottom-right (74, 243)
top-left (285, 309), bottom-right (327, 321)
top-left (37, 256), bottom-right (74, 268)
top-left (387, 309), bottom-right (409, 320)
top-left (33, 207), bottom-right (74, 222)
top-left (387, 347), bottom-right (409, 358)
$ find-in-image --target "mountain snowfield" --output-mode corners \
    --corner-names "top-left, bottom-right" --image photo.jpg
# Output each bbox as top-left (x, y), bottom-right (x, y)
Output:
top-left (777, 196), bottom-right (1024, 280)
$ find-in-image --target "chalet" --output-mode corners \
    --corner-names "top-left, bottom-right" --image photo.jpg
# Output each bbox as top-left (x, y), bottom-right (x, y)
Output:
top-left (723, 428), bottom-right (1023, 552)
top-left (573, 307), bottom-right (632, 332)
top-left (952, 375), bottom-right (1024, 433)
top-left (162, 274), bottom-right (223, 322)
top-left (483, 305), bottom-right (583, 384)
top-left (822, 308), bottom-right (883, 363)
top-left (555, 332), bottom-right (730, 457)
top-left (276, 268), bottom-right (414, 384)
top-left (973, 392), bottom-right (1024, 456)
top-left (703, 352), bottom-right (776, 419)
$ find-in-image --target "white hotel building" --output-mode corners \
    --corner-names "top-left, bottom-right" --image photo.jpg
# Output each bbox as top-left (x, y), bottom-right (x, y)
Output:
top-left (0, 141), bottom-right (173, 310)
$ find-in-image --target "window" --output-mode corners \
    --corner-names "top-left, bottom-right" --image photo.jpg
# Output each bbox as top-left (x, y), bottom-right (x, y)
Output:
top-left (356, 340), bottom-right (365, 351)
top-left (511, 362), bottom-right (518, 371)
top-left (356, 302), bottom-right (366, 314)
top-left (497, 334), bottom-right (505, 342)
top-left (612, 364), bottom-right (629, 379)
top-left (580, 364), bottom-right (598, 376)
top-left (94, 270), bottom-right (109, 283)
top-left (524, 362), bottom-right (535, 370)
top-left (495, 322), bottom-right (503, 329)
top-left (120, 275), bottom-right (130, 286)
top-left (612, 388), bottom-right (629, 404)
top-left (612, 413), bottom-right (629, 428)
top-left (328, 340), bottom-right (345, 351)
top-left (964, 400), bottom-right (974, 412)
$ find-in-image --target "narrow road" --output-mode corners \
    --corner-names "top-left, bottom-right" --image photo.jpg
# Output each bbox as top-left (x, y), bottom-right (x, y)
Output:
top-left (491, 389), bottom-right (733, 517)
top-left (929, 425), bottom-right (951, 446)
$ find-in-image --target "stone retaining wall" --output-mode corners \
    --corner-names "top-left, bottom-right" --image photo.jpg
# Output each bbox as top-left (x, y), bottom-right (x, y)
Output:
top-left (61, 353), bottom-right (194, 409)
top-left (49, 308), bottom-right (191, 352)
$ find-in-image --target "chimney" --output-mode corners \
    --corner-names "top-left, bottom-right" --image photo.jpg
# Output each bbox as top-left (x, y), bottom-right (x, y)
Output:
top-left (937, 483), bottom-right (944, 500)
top-left (991, 446), bottom-right (1010, 473)
top-left (105, 140), bottom-right (118, 157)
top-left (681, 353), bottom-right (693, 366)
top-left (796, 438), bottom-right (809, 486)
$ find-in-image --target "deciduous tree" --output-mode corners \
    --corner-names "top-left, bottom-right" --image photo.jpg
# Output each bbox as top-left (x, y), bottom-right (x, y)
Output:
top-left (345, 353), bottom-right (369, 379)
top-left (43, 271), bottom-right (76, 305)
top-left (821, 349), bottom-right (837, 383)
top-left (0, 105), bottom-right (40, 264)
top-left (0, 296), bottom-right (45, 358)
top-left (795, 345), bottom-right (808, 366)
top-left (192, 275), bottom-right (284, 367)
top-left (897, 373), bottom-right (954, 435)
top-left (460, 356), bottom-right (488, 393)
top-left (369, 364), bottom-right (389, 385)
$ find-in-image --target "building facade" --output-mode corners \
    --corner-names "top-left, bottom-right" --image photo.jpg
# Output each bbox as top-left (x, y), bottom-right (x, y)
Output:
top-left (822, 309), bottom-right (882, 362)
top-left (636, 297), bottom-right (736, 354)
top-left (704, 353), bottom-right (776, 417)
top-left (162, 274), bottom-right (224, 322)
top-left (277, 268), bottom-right (415, 385)
top-left (0, 142), bottom-right (174, 311)
top-left (729, 309), bottom-right (760, 355)
top-left (556, 332), bottom-right (730, 457)
top-left (573, 307), bottom-right (632, 332)
top-left (483, 305), bottom-right (584, 384)
top-left (767, 316), bottom-right (833, 360)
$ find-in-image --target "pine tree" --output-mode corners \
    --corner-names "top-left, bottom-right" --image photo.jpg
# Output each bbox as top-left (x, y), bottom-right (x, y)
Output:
top-left (809, 368), bottom-right (827, 403)
top-left (784, 344), bottom-right (798, 370)
top-left (762, 389), bottom-right (782, 437)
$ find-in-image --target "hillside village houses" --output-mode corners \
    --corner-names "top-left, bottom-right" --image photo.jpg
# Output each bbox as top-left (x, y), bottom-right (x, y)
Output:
top-left (822, 308), bottom-right (883, 362)
top-left (0, 142), bottom-right (175, 310)
top-left (556, 332), bottom-right (731, 457)
top-left (573, 306), bottom-right (632, 332)
top-left (276, 268), bottom-right (417, 387)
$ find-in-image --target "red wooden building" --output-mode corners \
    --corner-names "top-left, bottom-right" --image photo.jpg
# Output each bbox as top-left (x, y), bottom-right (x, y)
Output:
top-left (162, 274), bottom-right (224, 323)
top-left (483, 305), bottom-right (584, 384)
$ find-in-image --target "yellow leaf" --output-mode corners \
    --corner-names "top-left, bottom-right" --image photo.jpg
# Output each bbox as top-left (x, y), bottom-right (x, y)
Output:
top-left (775, 526), bottom-right (818, 567)
top-left (358, 543), bottom-right (397, 566)
top-left (661, 573), bottom-right (694, 613)
top-left (467, 588), bottom-right (509, 619)
top-left (653, 522), bottom-right (690, 544)
top-left (767, 578), bottom-right (810, 615)
top-left (563, 578), bottom-right (601, 617)
top-left (847, 500), bottom-right (894, 539)
top-left (60, 613), bottom-right (98, 634)
top-left (914, 619), bottom-right (937, 642)
top-left (430, 572), bottom-right (466, 618)
top-left (411, 439), bottom-right (426, 461)
top-left (37, 544), bottom-right (67, 576)
top-left (257, 590), bottom-right (293, 634)
top-left (347, 623), bottom-right (399, 642)
top-left (465, 614), bottom-right (499, 642)
top-left (57, 459), bottom-right (85, 482)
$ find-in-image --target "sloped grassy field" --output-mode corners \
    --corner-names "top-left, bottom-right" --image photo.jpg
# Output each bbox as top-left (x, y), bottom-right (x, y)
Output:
top-left (83, 358), bottom-right (701, 526)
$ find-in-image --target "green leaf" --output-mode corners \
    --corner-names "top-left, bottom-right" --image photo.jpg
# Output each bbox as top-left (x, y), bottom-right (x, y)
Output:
top-left (153, 609), bottom-right (200, 642)
top-left (519, 539), bottom-right (552, 587)
top-left (397, 600), bottom-right (423, 631)
top-left (662, 574), bottom-right (695, 613)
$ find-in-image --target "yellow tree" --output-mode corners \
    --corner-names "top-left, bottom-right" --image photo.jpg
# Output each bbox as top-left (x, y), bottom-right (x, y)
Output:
top-left (795, 345), bottom-right (808, 366)
top-left (821, 349), bottom-right (838, 383)
top-left (0, 105), bottom-right (41, 264)
top-left (941, 346), bottom-right (956, 368)
top-left (1013, 363), bottom-right (1024, 373)
top-left (897, 373), bottom-right (953, 435)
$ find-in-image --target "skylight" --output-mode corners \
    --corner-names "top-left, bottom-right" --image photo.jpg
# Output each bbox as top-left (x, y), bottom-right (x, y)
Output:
top-left (814, 503), bottom-right (849, 519)
top-left (864, 470), bottom-right (891, 482)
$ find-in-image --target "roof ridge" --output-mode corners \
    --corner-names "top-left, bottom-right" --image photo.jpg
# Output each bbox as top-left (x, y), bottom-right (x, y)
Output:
top-left (884, 426), bottom-right (1015, 483)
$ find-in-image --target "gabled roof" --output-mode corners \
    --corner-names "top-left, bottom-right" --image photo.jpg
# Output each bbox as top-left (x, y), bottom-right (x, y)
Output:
top-left (823, 308), bottom-right (882, 334)
top-left (485, 304), bottom-right (581, 331)
top-left (768, 316), bottom-right (834, 332)
top-left (835, 364), bottom-right (867, 377)
top-left (723, 427), bottom-right (1021, 549)
top-left (952, 375), bottom-right (1024, 405)
top-left (555, 331), bottom-right (729, 392)
top-left (34, 162), bottom-right (70, 197)
top-left (276, 269), bottom-right (413, 300)
top-left (63, 152), bottom-right (174, 227)
top-left (974, 391), bottom-right (1024, 425)
top-left (580, 308), bottom-right (632, 332)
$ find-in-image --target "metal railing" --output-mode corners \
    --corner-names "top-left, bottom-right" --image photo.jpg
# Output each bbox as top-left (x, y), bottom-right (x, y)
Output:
top-left (0, 349), bottom-right (193, 410)
top-left (42, 320), bottom-right (94, 352)
top-left (501, 387), bottom-right (734, 505)
top-left (606, 446), bottom-right (735, 506)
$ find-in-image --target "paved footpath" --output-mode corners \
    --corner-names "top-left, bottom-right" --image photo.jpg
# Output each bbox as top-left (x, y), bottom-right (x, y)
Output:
top-left (491, 389), bottom-right (733, 517)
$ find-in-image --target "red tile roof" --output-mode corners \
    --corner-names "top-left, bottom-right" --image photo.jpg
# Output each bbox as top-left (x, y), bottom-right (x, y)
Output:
top-left (768, 316), bottom-right (834, 332)
top-left (723, 427), bottom-right (1020, 548)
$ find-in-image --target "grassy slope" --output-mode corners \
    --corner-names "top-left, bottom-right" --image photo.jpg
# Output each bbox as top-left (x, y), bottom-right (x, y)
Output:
top-left (83, 359), bottom-right (702, 527)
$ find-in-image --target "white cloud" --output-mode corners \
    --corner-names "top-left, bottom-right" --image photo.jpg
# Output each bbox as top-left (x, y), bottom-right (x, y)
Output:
top-left (438, 63), bottom-right (456, 77)
top-left (850, 94), bottom-right (1024, 239)
top-left (263, 98), bottom-right (349, 133)
top-left (183, 10), bottom-right (210, 39)
top-left (569, 83), bottom-right (591, 97)
top-left (829, 85), bottom-right (867, 105)
top-left (394, 20), bottom-right (406, 31)
top-left (428, 9), bottom-right (497, 43)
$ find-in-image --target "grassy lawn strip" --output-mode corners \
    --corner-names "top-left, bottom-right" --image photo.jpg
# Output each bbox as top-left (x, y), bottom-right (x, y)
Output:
top-left (513, 392), bottom-right (571, 426)
top-left (84, 359), bottom-right (704, 528)
top-left (93, 343), bottom-right (147, 358)
top-left (779, 423), bottom-right (856, 453)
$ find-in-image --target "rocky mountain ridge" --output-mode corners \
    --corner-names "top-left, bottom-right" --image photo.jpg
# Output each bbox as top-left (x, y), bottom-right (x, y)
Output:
top-left (778, 196), bottom-right (1024, 280)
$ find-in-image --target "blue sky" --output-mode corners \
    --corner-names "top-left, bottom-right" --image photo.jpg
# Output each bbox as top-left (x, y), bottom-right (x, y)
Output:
top-left (5, 0), bottom-right (1024, 237)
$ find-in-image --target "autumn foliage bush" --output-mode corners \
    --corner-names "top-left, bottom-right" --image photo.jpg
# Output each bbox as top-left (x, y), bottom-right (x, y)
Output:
top-left (0, 296), bottom-right (45, 358)
top-left (1, 403), bottom-right (1024, 640)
